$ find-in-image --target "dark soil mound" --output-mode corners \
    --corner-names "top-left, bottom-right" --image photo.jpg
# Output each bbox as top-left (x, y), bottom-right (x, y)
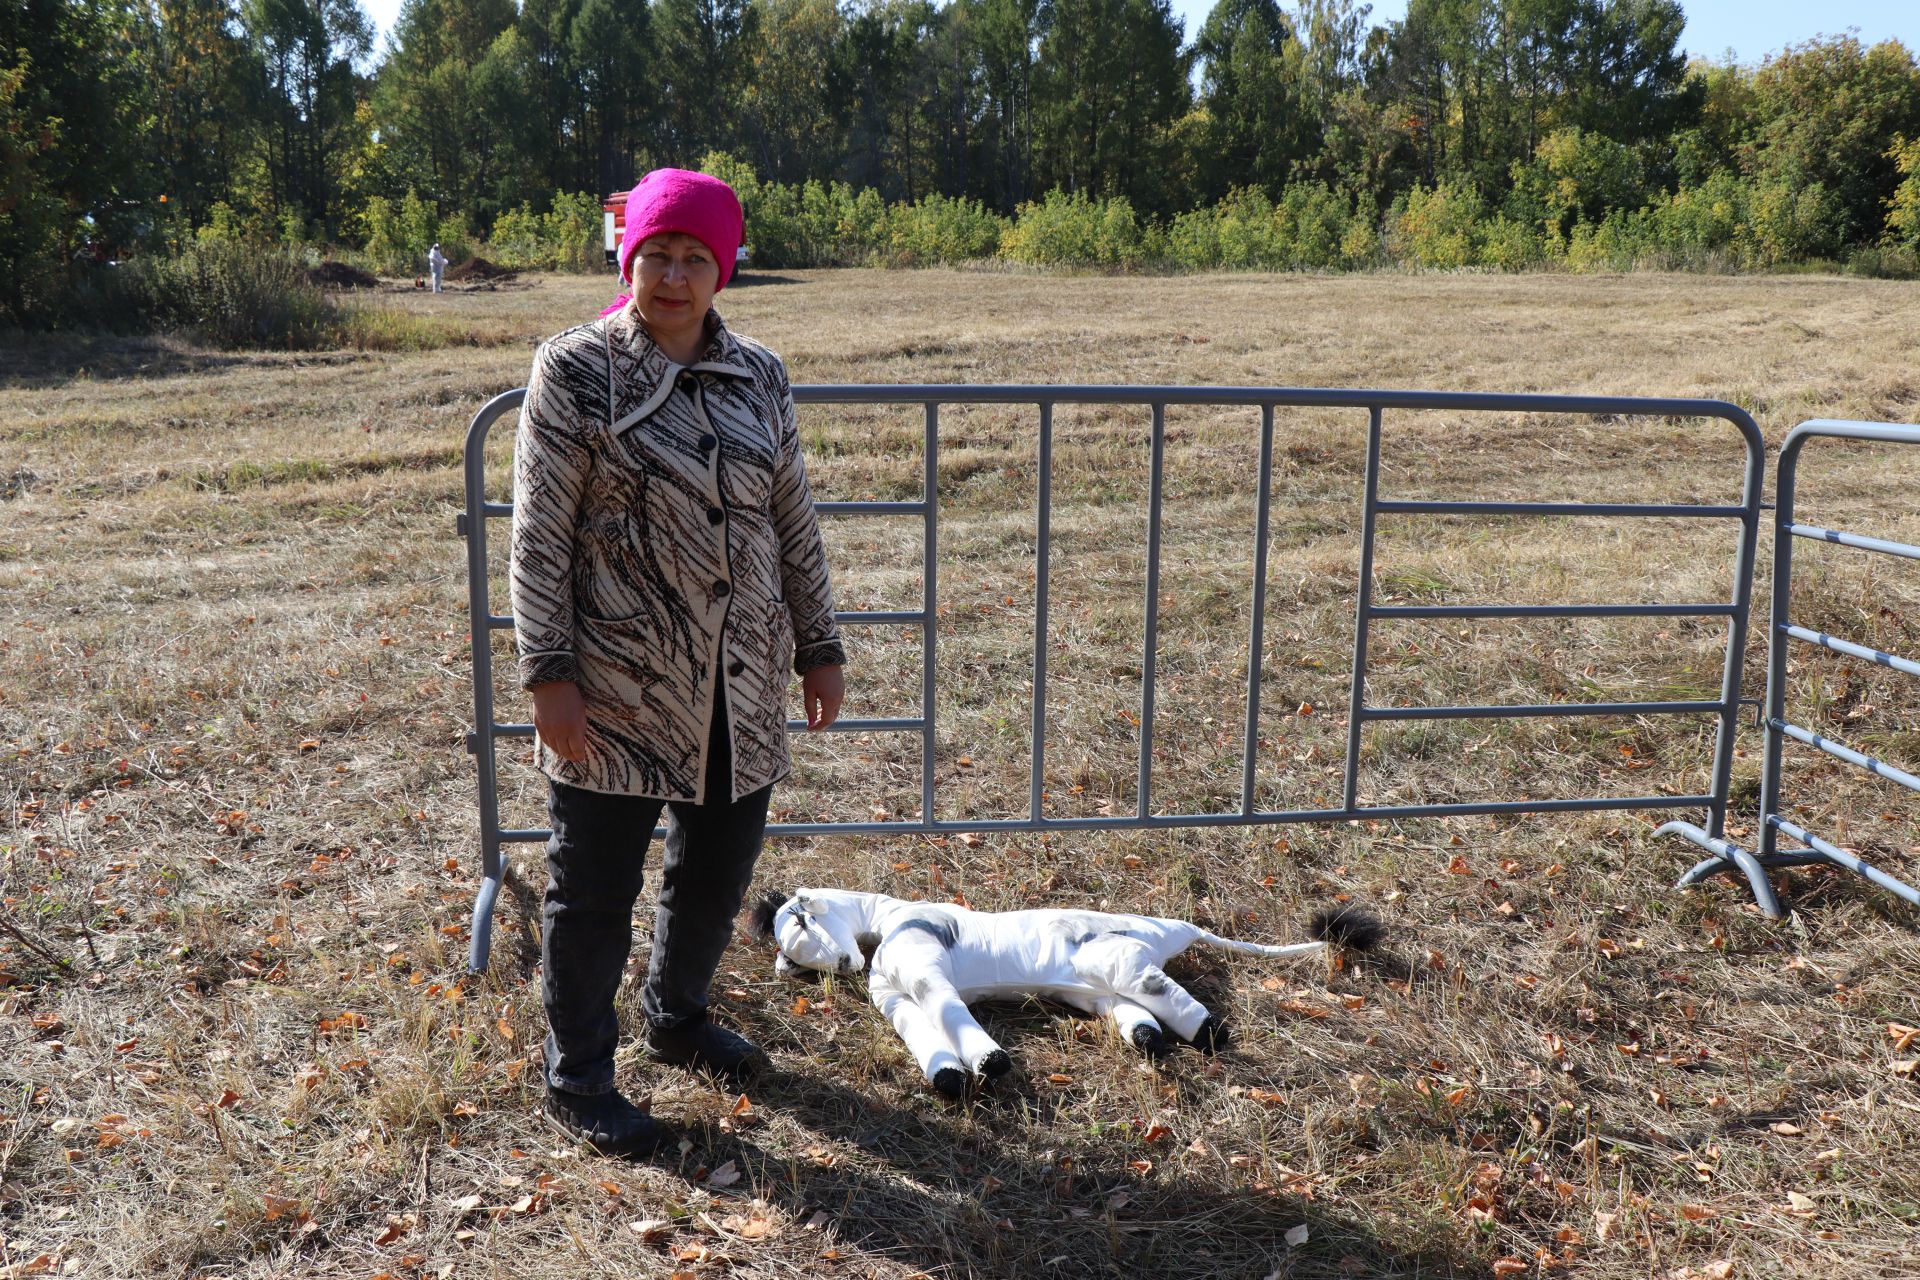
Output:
top-left (446, 256), bottom-right (517, 282)
top-left (308, 261), bottom-right (379, 289)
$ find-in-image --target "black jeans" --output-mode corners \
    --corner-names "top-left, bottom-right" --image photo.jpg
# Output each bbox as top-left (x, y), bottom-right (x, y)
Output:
top-left (541, 691), bottom-right (772, 1096)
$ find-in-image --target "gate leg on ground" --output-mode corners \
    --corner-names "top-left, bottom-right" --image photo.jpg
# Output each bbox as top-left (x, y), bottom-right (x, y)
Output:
top-left (460, 385), bottom-right (1766, 972)
top-left (1662, 419), bottom-right (1920, 916)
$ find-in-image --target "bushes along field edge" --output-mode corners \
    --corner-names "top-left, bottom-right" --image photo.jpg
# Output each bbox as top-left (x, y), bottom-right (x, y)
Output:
top-left (28, 147), bottom-right (1920, 345)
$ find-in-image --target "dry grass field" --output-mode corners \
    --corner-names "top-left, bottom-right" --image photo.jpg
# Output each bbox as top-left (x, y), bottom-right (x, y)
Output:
top-left (3, 268), bottom-right (1919, 1280)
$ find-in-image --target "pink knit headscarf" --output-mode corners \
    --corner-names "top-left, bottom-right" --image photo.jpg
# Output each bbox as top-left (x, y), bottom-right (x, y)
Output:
top-left (599, 169), bottom-right (744, 318)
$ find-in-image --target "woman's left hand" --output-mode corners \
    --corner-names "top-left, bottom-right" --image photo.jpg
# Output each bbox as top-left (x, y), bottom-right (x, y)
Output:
top-left (801, 663), bottom-right (845, 731)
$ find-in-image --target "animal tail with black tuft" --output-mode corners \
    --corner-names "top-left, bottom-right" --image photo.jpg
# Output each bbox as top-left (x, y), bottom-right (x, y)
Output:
top-left (1195, 905), bottom-right (1384, 959)
top-left (748, 891), bottom-right (789, 941)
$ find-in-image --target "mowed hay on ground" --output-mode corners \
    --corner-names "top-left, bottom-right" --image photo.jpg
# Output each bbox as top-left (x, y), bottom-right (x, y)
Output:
top-left (2, 270), bottom-right (1918, 1280)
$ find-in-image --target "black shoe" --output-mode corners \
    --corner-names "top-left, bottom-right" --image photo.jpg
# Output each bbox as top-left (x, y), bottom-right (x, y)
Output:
top-left (644, 1018), bottom-right (769, 1085)
top-left (542, 1086), bottom-right (665, 1157)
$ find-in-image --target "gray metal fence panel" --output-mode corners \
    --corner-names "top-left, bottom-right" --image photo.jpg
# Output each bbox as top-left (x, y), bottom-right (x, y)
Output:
top-left (1663, 418), bottom-right (1920, 916)
top-left (462, 385), bottom-right (1766, 970)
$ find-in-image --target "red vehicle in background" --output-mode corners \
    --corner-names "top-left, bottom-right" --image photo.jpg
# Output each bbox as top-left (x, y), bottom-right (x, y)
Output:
top-left (603, 191), bottom-right (750, 271)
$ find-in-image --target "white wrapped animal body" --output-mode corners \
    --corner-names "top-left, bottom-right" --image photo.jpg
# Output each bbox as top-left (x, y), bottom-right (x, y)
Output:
top-left (751, 887), bottom-right (1378, 1097)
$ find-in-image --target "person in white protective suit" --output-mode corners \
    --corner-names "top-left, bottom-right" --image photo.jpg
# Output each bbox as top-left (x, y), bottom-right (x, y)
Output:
top-left (428, 242), bottom-right (447, 292)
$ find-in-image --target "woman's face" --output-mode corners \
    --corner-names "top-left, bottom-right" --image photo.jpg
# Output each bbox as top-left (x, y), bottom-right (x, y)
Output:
top-left (631, 233), bottom-right (720, 350)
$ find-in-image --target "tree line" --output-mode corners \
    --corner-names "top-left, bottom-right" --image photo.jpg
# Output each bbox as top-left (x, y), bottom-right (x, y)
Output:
top-left (6, 0), bottom-right (1920, 326)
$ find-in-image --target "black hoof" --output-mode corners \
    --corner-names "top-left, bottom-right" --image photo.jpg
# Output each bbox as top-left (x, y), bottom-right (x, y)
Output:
top-left (978, 1049), bottom-right (1012, 1080)
top-left (1130, 1023), bottom-right (1168, 1057)
top-left (932, 1067), bottom-right (967, 1099)
top-left (1191, 1016), bottom-right (1231, 1054)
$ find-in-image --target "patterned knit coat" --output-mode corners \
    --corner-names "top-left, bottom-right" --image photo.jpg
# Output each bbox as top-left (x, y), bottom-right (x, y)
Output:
top-left (509, 306), bottom-right (846, 801)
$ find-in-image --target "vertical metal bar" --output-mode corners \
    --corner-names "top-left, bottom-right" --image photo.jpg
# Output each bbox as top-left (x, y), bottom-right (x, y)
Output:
top-left (1755, 437), bottom-right (1803, 859)
top-left (1138, 404), bottom-right (1167, 819)
top-left (1706, 416), bottom-right (1767, 839)
top-left (1031, 403), bottom-right (1054, 822)
top-left (922, 401), bottom-right (940, 829)
top-left (464, 399), bottom-right (507, 974)
top-left (1344, 407), bottom-right (1384, 811)
top-left (1241, 405), bottom-right (1276, 815)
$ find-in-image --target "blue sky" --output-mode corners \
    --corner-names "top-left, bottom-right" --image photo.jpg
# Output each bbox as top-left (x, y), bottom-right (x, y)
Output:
top-left (363, 0), bottom-right (1916, 66)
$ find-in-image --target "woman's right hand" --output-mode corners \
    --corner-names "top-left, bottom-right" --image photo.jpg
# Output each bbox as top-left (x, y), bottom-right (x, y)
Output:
top-left (530, 681), bottom-right (589, 762)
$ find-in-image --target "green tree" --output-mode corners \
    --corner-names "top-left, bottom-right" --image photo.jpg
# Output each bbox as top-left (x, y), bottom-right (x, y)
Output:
top-left (514, 0), bottom-right (584, 190)
top-left (652, 0), bottom-right (760, 163)
top-left (1745, 36), bottom-right (1920, 246)
top-left (970, 0), bottom-right (1044, 207)
top-left (147, 0), bottom-right (263, 232)
top-left (372, 0), bottom-right (523, 221)
top-left (1032, 0), bottom-right (1189, 211)
top-left (742, 0), bottom-right (850, 184)
top-left (241, 0), bottom-right (373, 235)
top-left (1379, 0), bottom-right (1693, 203)
top-left (1190, 0), bottom-right (1307, 201)
top-left (1888, 135), bottom-right (1920, 253)
top-left (839, 0), bottom-right (916, 197)
top-left (570, 0), bottom-right (650, 197)
top-left (0, 0), bottom-right (159, 324)
top-left (1669, 56), bottom-right (1757, 186)
top-left (1553, 0), bottom-right (1694, 144)
top-left (1508, 124), bottom-right (1642, 237)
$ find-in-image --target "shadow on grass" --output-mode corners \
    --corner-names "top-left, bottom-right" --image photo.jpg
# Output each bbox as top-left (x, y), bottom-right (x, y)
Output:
top-left (0, 332), bottom-right (322, 388)
top-left (654, 1034), bottom-right (1477, 1279)
top-left (728, 272), bottom-right (806, 288)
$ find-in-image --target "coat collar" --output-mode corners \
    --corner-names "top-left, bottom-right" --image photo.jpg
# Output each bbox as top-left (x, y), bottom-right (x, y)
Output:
top-left (606, 305), bottom-right (756, 435)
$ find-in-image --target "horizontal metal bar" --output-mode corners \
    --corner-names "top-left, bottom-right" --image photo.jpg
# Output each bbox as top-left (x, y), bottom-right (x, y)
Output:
top-left (1786, 523), bottom-right (1920, 562)
top-left (499, 828), bottom-right (550, 844)
top-left (1767, 816), bottom-right (1920, 907)
top-left (490, 609), bottom-right (923, 632)
top-left (1774, 720), bottom-right (1920, 793)
top-left (836, 610), bottom-right (926, 626)
top-left (815, 500), bottom-right (929, 516)
top-left (471, 498), bottom-right (922, 521)
top-left (1781, 624), bottom-right (1920, 679)
top-left (791, 385), bottom-right (1753, 420)
top-left (488, 794), bottom-right (1715, 842)
top-left (1361, 699), bottom-right (1722, 722)
top-left (1786, 419), bottom-right (1920, 449)
top-left (1376, 500), bottom-right (1748, 518)
top-left (1368, 603), bottom-right (1739, 620)
top-left (489, 717), bottom-right (928, 740)
top-left (756, 794), bottom-right (1714, 835)
top-left (786, 716), bottom-right (927, 732)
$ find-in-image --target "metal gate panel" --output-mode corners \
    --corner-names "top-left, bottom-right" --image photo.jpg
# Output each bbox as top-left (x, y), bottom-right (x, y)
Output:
top-left (1663, 418), bottom-right (1920, 916)
top-left (462, 385), bottom-right (1766, 970)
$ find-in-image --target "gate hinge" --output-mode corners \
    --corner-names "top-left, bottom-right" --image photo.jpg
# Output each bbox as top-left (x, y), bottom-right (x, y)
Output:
top-left (1738, 697), bottom-right (1765, 728)
top-left (456, 512), bottom-right (470, 537)
top-left (464, 731), bottom-right (480, 755)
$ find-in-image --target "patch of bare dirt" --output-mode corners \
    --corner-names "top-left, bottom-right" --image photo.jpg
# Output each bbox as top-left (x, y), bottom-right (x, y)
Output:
top-left (307, 261), bottom-right (379, 290)
top-left (445, 257), bottom-right (518, 283)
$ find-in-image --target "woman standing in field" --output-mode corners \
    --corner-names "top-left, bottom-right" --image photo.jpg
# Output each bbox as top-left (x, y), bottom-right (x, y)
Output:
top-left (510, 169), bottom-right (846, 1155)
